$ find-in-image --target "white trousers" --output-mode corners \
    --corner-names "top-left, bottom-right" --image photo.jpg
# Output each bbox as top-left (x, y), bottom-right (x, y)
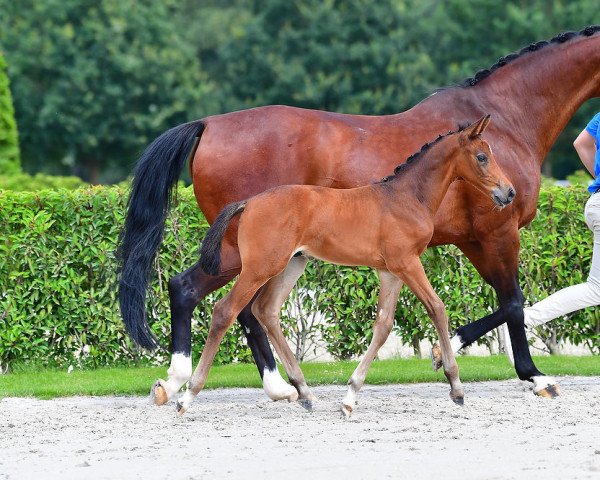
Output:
top-left (504, 192), bottom-right (600, 364)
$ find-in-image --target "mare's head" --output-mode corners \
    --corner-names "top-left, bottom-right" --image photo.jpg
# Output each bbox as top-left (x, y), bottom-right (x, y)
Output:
top-left (453, 115), bottom-right (515, 208)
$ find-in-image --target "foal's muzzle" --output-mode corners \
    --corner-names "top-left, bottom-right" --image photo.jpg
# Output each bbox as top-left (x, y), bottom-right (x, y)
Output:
top-left (492, 184), bottom-right (516, 207)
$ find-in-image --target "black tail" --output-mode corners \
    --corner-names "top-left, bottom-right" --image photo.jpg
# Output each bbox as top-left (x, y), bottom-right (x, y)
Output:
top-left (117, 120), bottom-right (205, 350)
top-left (199, 201), bottom-right (246, 276)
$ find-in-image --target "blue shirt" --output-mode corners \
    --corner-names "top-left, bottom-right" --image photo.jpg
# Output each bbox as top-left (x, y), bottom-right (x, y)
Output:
top-left (585, 112), bottom-right (600, 194)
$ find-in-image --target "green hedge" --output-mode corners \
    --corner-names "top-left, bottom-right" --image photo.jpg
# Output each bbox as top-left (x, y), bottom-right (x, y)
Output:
top-left (0, 186), bottom-right (597, 370)
top-left (0, 172), bottom-right (86, 191)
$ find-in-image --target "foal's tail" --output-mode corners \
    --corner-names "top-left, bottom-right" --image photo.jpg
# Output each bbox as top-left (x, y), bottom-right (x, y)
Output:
top-left (199, 201), bottom-right (246, 276)
top-left (117, 120), bottom-right (205, 350)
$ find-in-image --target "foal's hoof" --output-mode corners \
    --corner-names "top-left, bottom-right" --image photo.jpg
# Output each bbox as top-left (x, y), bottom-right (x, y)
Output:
top-left (451, 394), bottom-right (465, 406)
top-left (431, 344), bottom-right (443, 372)
top-left (341, 403), bottom-right (353, 418)
top-left (534, 384), bottom-right (561, 399)
top-left (150, 379), bottom-right (169, 406)
top-left (175, 400), bottom-right (187, 416)
top-left (298, 399), bottom-right (313, 412)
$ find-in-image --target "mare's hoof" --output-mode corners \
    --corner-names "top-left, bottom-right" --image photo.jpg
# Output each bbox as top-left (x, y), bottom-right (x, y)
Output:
top-left (175, 400), bottom-right (187, 416)
top-left (431, 344), bottom-right (443, 371)
top-left (150, 380), bottom-right (169, 406)
top-left (451, 395), bottom-right (465, 406)
top-left (341, 403), bottom-right (353, 418)
top-left (298, 399), bottom-right (313, 412)
top-left (535, 384), bottom-right (561, 399)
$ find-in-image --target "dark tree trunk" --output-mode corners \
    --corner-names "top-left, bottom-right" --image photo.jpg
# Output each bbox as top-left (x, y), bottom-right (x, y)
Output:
top-left (541, 158), bottom-right (552, 178)
top-left (411, 336), bottom-right (422, 358)
top-left (83, 156), bottom-right (101, 184)
top-left (544, 328), bottom-right (560, 355)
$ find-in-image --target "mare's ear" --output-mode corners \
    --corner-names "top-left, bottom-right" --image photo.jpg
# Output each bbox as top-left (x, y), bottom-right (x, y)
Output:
top-left (465, 114), bottom-right (491, 139)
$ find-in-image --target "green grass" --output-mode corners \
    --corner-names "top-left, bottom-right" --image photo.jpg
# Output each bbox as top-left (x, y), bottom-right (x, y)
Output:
top-left (0, 355), bottom-right (598, 399)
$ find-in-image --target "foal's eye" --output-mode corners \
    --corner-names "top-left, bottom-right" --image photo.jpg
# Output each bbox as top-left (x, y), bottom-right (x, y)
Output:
top-left (476, 153), bottom-right (488, 164)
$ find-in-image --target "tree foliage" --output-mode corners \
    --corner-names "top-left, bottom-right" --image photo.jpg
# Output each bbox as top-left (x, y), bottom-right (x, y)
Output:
top-left (211, 0), bottom-right (436, 114)
top-left (0, 0), bottom-right (215, 183)
top-left (1, 0), bottom-right (599, 181)
top-left (0, 51), bottom-right (20, 175)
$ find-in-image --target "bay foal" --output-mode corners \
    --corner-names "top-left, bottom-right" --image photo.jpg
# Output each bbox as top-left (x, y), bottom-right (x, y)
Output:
top-left (177, 115), bottom-right (515, 416)
top-left (176, 116), bottom-right (515, 416)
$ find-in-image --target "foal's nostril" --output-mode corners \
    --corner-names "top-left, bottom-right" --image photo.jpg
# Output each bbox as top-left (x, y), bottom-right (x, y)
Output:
top-left (507, 187), bottom-right (516, 202)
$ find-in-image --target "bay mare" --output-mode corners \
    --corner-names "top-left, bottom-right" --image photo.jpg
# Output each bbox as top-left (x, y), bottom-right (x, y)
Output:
top-left (118, 26), bottom-right (600, 405)
top-left (172, 117), bottom-right (515, 415)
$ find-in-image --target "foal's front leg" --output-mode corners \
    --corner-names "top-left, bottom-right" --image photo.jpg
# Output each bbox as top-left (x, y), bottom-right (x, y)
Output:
top-left (392, 257), bottom-right (464, 404)
top-left (342, 271), bottom-right (402, 417)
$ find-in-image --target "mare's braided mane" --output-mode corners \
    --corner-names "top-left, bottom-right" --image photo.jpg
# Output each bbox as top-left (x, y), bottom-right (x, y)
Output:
top-left (441, 25), bottom-right (600, 89)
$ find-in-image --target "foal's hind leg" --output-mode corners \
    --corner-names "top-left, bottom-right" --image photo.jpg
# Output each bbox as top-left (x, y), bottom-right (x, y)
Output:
top-left (176, 272), bottom-right (266, 415)
top-left (152, 247), bottom-right (294, 405)
top-left (342, 271), bottom-right (402, 417)
top-left (391, 257), bottom-right (464, 404)
top-left (252, 256), bottom-right (316, 409)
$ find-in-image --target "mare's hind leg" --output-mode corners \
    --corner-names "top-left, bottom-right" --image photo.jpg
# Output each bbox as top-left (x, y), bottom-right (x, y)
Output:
top-left (252, 256), bottom-right (316, 408)
top-left (342, 271), bottom-right (402, 417)
top-left (151, 260), bottom-right (235, 406)
top-left (391, 256), bottom-right (464, 404)
top-left (176, 272), bottom-right (266, 415)
top-left (237, 302), bottom-right (298, 401)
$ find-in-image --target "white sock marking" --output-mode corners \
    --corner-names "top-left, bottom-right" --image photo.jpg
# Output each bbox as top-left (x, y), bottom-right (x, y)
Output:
top-left (162, 353), bottom-right (192, 399)
top-left (178, 389), bottom-right (195, 411)
top-left (342, 386), bottom-right (357, 409)
top-left (532, 375), bottom-right (558, 393)
top-left (450, 335), bottom-right (463, 353)
top-left (263, 367), bottom-right (298, 401)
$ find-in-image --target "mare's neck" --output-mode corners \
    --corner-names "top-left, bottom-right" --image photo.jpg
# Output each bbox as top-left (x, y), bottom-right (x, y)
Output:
top-left (471, 33), bottom-right (600, 161)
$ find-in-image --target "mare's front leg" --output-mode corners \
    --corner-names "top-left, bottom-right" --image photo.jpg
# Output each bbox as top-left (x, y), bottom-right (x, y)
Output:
top-left (342, 271), bottom-right (402, 417)
top-left (392, 257), bottom-right (464, 404)
top-left (252, 256), bottom-right (315, 409)
top-left (443, 234), bottom-right (559, 397)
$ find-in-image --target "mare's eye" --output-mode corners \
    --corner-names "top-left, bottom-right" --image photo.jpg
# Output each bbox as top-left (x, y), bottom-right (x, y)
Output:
top-left (476, 153), bottom-right (488, 164)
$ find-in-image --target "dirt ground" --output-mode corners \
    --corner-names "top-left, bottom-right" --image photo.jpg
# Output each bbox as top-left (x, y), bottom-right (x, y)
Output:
top-left (1, 376), bottom-right (599, 480)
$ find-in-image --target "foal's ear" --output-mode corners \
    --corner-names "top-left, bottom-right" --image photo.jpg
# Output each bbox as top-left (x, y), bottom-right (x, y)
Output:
top-left (466, 114), bottom-right (491, 139)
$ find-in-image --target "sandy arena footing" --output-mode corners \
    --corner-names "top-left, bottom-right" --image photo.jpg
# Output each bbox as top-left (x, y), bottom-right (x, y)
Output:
top-left (1, 376), bottom-right (599, 480)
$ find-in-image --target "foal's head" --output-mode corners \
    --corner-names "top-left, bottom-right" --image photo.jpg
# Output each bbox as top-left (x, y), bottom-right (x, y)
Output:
top-left (453, 115), bottom-right (515, 207)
